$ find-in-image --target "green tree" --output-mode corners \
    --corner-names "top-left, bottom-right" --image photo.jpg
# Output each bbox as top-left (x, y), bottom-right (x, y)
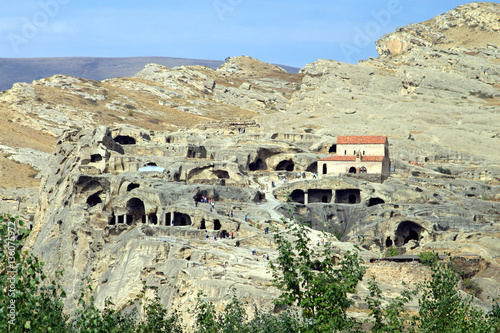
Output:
top-left (413, 261), bottom-right (492, 333)
top-left (71, 283), bottom-right (136, 333)
top-left (0, 214), bottom-right (68, 332)
top-left (137, 293), bottom-right (183, 333)
top-left (269, 211), bottom-right (365, 332)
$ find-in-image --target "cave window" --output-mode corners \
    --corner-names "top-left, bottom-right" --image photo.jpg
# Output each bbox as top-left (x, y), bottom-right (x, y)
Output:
top-left (353, 150), bottom-right (356, 155)
top-left (360, 166), bottom-right (367, 173)
top-left (214, 219), bottom-right (221, 231)
top-left (114, 135), bottom-right (136, 145)
top-left (349, 167), bottom-right (357, 174)
top-left (90, 154), bottom-right (102, 163)
top-left (344, 150), bottom-right (347, 155)
top-left (87, 193), bottom-right (102, 207)
top-left (322, 164), bottom-right (327, 175)
top-left (363, 150), bottom-right (365, 155)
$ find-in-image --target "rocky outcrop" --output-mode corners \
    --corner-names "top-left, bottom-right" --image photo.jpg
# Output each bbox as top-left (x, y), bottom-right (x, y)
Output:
top-left (376, 2), bottom-right (500, 56)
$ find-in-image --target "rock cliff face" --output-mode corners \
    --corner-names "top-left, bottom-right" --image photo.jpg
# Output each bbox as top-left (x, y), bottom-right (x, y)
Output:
top-left (376, 2), bottom-right (500, 56)
top-left (0, 1), bottom-right (498, 323)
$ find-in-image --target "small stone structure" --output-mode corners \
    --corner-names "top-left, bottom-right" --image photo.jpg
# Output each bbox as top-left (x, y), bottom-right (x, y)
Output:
top-left (317, 135), bottom-right (390, 178)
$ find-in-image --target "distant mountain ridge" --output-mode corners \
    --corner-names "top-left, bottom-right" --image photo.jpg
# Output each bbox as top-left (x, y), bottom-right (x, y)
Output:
top-left (0, 56), bottom-right (299, 92)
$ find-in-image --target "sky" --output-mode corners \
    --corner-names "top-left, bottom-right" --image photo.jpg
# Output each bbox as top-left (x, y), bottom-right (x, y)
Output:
top-left (0, 0), bottom-right (481, 68)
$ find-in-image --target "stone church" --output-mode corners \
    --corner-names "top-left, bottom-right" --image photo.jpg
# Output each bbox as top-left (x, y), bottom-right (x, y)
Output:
top-left (318, 135), bottom-right (390, 178)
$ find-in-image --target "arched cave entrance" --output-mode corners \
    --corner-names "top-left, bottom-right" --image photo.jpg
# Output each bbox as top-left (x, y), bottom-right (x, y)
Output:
top-left (290, 189), bottom-right (305, 204)
top-left (335, 189), bottom-right (361, 204)
top-left (172, 213), bottom-right (191, 226)
top-left (395, 221), bottom-right (423, 247)
top-left (276, 160), bottom-right (294, 172)
top-left (322, 164), bottom-right (327, 175)
top-left (200, 218), bottom-right (206, 230)
top-left (213, 219), bottom-right (221, 231)
top-left (349, 167), bottom-right (357, 174)
top-left (126, 198), bottom-right (145, 225)
top-left (114, 135), bottom-right (136, 145)
top-left (368, 197), bottom-right (385, 207)
top-left (87, 193), bottom-right (102, 207)
top-left (249, 158), bottom-right (266, 171)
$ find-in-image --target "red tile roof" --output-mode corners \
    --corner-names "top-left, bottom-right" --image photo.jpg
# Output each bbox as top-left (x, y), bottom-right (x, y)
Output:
top-left (319, 156), bottom-right (355, 161)
top-left (361, 156), bottom-right (384, 162)
top-left (337, 135), bottom-right (387, 144)
top-left (318, 155), bottom-right (385, 162)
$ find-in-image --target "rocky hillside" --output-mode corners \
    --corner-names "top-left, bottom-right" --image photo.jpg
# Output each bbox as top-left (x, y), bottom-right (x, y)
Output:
top-left (0, 1), bottom-right (498, 324)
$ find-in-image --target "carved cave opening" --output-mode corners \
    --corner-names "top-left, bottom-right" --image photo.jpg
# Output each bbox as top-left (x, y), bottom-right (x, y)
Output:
top-left (249, 158), bottom-right (266, 171)
top-left (308, 189), bottom-right (332, 203)
top-left (214, 170), bottom-right (229, 179)
top-left (200, 218), bottom-right (206, 230)
top-left (114, 135), bottom-right (136, 145)
top-left (213, 219), bottom-right (221, 230)
top-left (290, 189), bottom-right (305, 204)
top-left (395, 221), bottom-right (423, 247)
top-left (328, 144), bottom-right (337, 153)
top-left (276, 160), bottom-right (294, 172)
top-left (335, 189), bottom-right (361, 204)
top-left (146, 162), bottom-right (157, 166)
top-left (126, 198), bottom-right (145, 225)
top-left (172, 213), bottom-right (192, 226)
top-left (90, 154), bottom-right (102, 163)
top-left (306, 161), bottom-right (317, 173)
top-left (87, 193), bottom-right (102, 207)
top-left (127, 183), bottom-right (140, 191)
top-left (386, 236), bottom-right (393, 248)
top-left (149, 213), bottom-right (158, 225)
top-left (368, 197), bottom-right (385, 207)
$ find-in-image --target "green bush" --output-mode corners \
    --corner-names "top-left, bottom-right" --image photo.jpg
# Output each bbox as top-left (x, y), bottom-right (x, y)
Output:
top-left (418, 251), bottom-right (440, 267)
top-left (384, 246), bottom-right (398, 258)
top-left (435, 166), bottom-right (451, 175)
